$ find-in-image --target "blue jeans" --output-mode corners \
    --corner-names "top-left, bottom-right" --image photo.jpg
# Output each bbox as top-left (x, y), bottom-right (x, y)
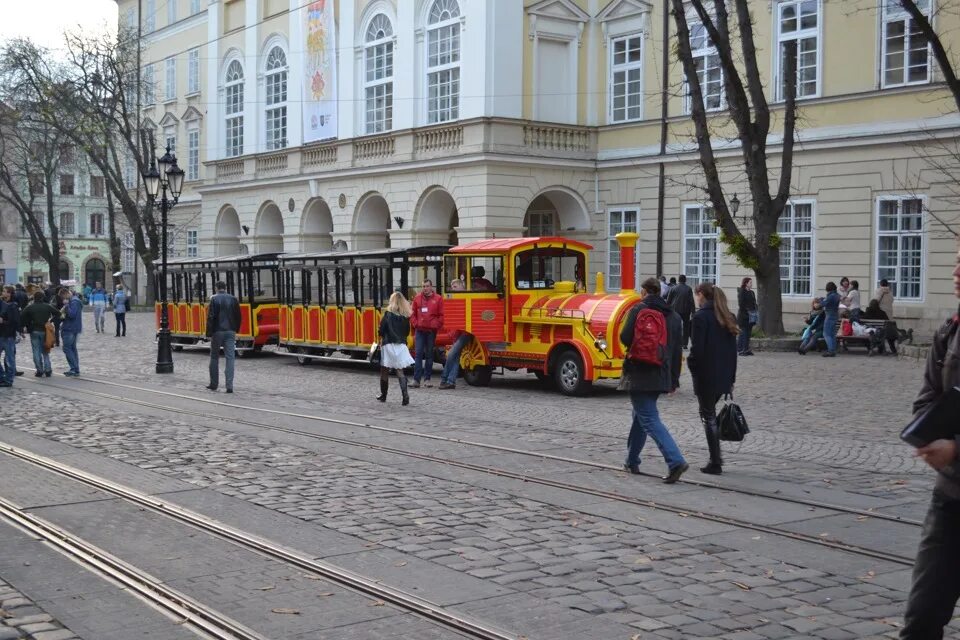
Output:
top-left (626, 391), bottom-right (686, 470)
top-left (414, 330), bottom-right (436, 382)
top-left (0, 336), bottom-right (15, 384)
top-left (823, 315), bottom-right (838, 353)
top-left (61, 331), bottom-right (80, 374)
top-left (30, 331), bottom-right (51, 373)
top-left (440, 333), bottom-right (471, 385)
top-left (209, 331), bottom-right (236, 390)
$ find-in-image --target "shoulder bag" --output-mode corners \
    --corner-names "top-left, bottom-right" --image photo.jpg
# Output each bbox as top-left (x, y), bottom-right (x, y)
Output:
top-left (44, 320), bottom-right (55, 352)
top-left (718, 394), bottom-right (750, 442)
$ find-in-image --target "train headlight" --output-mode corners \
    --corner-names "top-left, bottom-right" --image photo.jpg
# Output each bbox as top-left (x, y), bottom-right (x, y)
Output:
top-left (596, 339), bottom-right (608, 351)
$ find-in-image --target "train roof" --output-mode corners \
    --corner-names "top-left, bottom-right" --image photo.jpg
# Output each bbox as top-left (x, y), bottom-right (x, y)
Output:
top-left (449, 237), bottom-right (593, 254)
top-left (280, 245), bottom-right (451, 262)
top-left (164, 252), bottom-right (282, 267)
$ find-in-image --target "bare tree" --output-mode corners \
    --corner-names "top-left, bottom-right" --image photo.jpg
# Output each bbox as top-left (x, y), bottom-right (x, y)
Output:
top-left (670, 0), bottom-right (800, 336)
top-left (0, 98), bottom-right (69, 286)
top-left (3, 32), bottom-right (163, 302)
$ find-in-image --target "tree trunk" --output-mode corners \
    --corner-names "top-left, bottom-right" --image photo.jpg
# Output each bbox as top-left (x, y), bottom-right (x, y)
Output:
top-left (106, 189), bottom-right (122, 280)
top-left (754, 257), bottom-right (785, 337)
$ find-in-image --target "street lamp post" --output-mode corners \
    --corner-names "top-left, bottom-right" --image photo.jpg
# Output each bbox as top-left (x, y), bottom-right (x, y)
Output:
top-left (143, 146), bottom-right (185, 374)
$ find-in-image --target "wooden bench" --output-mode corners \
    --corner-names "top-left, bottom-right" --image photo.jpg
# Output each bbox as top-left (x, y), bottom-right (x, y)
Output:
top-left (838, 319), bottom-right (913, 354)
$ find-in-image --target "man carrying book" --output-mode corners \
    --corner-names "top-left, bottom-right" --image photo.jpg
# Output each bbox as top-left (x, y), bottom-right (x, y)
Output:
top-left (901, 248), bottom-right (960, 639)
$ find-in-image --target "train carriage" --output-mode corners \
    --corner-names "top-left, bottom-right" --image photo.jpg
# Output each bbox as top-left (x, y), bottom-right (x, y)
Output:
top-left (276, 246), bottom-right (449, 363)
top-left (154, 253), bottom-right (281, 353)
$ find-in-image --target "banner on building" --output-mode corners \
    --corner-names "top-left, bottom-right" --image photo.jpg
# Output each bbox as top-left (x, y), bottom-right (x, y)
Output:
top-left (303, 0), bottom-right (337, 143)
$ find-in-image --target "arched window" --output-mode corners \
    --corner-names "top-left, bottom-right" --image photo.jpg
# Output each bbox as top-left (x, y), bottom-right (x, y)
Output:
top-left (59, 211), bottom-right (75, 235)
top-left (264, 47), bottom-right (288, 150)
top-left (364, 14), bottom-right (394, 134)
top-left (426, 0), bottom-right (461, 124)
top-left (58, 260), bottom-right (71, 281)
top-left (85, 258), bottom-right (106, 287)
top-left (224, 60), bottom-right (244, 157)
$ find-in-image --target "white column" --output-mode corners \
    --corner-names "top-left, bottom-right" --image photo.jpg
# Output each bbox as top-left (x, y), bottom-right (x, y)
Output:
top-left (243, 0), bottom-right (260, 155)
top-left (205, 1), bottom-right (221, 165)
top-left (337, 1), bottom-right (356, 140)
top-left (287, 0), bottom-right (304, 148)
top-left (394, 1), bottom-right (416, 130)
top-left (485, 0), bottom-right (522, 118)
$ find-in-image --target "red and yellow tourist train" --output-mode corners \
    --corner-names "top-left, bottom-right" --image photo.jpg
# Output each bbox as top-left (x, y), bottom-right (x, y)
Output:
top-left (155, 233), bottom-right (647, 395)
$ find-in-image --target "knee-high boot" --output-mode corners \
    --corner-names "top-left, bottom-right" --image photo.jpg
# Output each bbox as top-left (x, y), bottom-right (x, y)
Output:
top-left (377, 368), bottom-right (388, 402)
top-left (702, 415), bottom-right (723, 472)
top-left (398, 374), bottom-right (410, 406)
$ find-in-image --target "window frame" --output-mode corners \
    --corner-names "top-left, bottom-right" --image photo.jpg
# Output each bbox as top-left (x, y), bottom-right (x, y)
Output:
top-left (364, 13), bottom-right (395, 134)
top-left (144, 63), bottom-right (156, 105)
top-left (875, 195), bottom-right (926, 302)
top-left (60, 211), bottom-right (76, 236)
top-left (880, 0), bottom-right (933, 88)
top-left (606, 206), bottom-right (640, 291)
top-left (187, 48), bottom-right (200, 94)
top-left (608, 33), bottom-right (645, 123)
top-left (165, 57), bottom-right (177, 101)
top-left (264, 46), bottom-right (288, 151)
top-left (89, 212), bottom-right (104, 237)
top-left (59, 174), bottom-right (75, 196)
top-left (683, 20), bottom-right (725, 114)
top-left (167, 0), bottom-right (176, 26)
top-left (90, 175), bottom-right (105, 198)
top-left (145, 0), bottom-right (156, 33)
top-left (224, 59), bottom-right (245, 158)
top-left (425, 0), bottom-right (462, 125)
top-left (681, 204), bottom-right (720, 287)
top-left (187, 126), bottom-right (200, 181)
top-left (777, 200), bottom-right (816, 297)
top-left (187, 229), bottom-right (199, 258)
top-left (773, 0), bottom-right (823, 102)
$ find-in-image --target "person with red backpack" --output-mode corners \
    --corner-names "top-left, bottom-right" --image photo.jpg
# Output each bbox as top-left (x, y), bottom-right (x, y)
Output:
top-left (618, 277), bottom-right (689, 484)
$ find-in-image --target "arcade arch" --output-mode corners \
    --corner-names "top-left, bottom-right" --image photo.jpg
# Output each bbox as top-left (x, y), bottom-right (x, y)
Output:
top-left (301, 198), bottom-right (334, 252)
top-left (415, 187), bottom-right (459, 245)
top-left (255, 201), bottom-right (285, 253)
top-left (214, 206), bottom-right (242, 256)
top-left (353, 192), bottom-right (391, 249)
top-left (523, 188), bottom-right (590, 237)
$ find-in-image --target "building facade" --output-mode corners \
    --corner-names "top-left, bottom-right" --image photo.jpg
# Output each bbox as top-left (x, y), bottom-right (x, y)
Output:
top-left (121, 0), bottom-right (960, 334)
top-left (0, 205), bottom-right (16, 286)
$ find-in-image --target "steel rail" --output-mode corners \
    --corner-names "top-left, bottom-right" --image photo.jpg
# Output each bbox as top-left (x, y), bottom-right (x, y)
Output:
top-left (31, 373), bottom-right (923, 528)
top-left (18, 379), bottom-right (917, 567)
top-left (0, 495), bottom-right (268, 640)
top-left (0, 443), bottom-right (518, 640)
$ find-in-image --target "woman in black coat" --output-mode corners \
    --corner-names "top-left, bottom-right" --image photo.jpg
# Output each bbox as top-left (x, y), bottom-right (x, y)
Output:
top-left (687, 282), bottom-right (739, 475)
top-left (736, 277), bottom-right (757, 355)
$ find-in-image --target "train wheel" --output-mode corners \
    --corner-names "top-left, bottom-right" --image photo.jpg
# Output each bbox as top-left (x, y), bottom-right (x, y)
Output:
top-left (554, 350), bottom-right (592, 396)
top-left (464, 365), bottom-right (493, 387)
top-left (296, 350), bottom-right (311, 366)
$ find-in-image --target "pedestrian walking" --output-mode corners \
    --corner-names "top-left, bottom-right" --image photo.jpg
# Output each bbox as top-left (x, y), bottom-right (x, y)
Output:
top-left (89, 281), bottom-right (108, 333)
top-left (13, 284), bottom-right (28, 309)
top-left (659, 276), bottom-right (669, 298)
top-left (206, 281), bottom-right (241, 393)
top-left (900, 247), bottom-right (960, 640)
top-left (619, 277), bottom-right (689, 484)
top-left (687, 283), bottom-right (739, 475)
top-left (20, 291), bottom-right (56, 378)
top-left (59, 288), bottom-right (82, 377)
top-left (0, 286), bottom-right (21, 387)
top-left (873, 278), bottom-right (895, 318)
top-left (820, 282), bottom-right (841, 358)
top-left (736, 277), bottom-right (758, 356)
top-left (843, 280), bottom-right (862, 323)
top-left (113, 284), bottom-right (129, 337)
top-left (438, 330), bottom-right (473, 390)
top-left (410, 279), bottom-right (443, 388)
top-left (376, 291), bottom-right (415, 406)
top-left (47, 284), bottom-right (63, 347)
top-left (666, 274), bottom-right (695, 349)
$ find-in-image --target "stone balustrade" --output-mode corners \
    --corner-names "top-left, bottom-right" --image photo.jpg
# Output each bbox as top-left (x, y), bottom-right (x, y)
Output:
top-left (353, 135), bottom-right (395, 160)
top-left (522, 124), bottom-right (592, 152)
top-left (255, 151), bottom-right (288, 177)
top-left (414, 124), bottom-right (463, 154)
top-left (302, 144), bottom-right (338, 168)
top-left (216, 160), bottom-right (244, 179)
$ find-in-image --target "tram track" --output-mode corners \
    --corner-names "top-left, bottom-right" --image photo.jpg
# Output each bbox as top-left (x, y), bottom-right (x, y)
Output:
top-left (0, 494), bottom-right (269, 640)
top-left (28, 372), bottom-right (924, 527)
top-left (0, 441), bottom-right (521, 640)
top-left (21, 374), bottom-right (920, 567)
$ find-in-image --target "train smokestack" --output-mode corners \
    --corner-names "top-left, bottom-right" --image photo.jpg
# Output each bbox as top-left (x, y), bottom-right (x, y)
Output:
top-left (615, 232), bottom-right (639, 293)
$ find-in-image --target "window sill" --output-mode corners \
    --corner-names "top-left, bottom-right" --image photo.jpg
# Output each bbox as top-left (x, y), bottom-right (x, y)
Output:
top-left (163, 97), bottom-right (178, 106)
top-left (881, 80), bottom-right (931, 91)
top-left (185, 91), bottom-right (201, 99)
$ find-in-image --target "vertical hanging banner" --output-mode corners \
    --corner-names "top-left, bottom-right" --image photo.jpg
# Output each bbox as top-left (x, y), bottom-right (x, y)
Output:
top-left (303, 0), bottom-right (337, 142)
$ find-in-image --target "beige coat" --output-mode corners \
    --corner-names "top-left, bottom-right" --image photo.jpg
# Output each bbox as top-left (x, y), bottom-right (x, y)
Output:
top-left (873, 286), bottom-right (894, 318)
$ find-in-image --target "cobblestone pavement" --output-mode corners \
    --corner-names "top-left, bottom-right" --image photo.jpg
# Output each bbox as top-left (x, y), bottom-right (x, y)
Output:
top-left (0, 312), bottom-right (952, 639)
top-left (0, 578), bottom-right (79, 640)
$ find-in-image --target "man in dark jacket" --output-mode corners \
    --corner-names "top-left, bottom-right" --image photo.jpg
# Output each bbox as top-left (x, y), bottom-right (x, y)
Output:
top-left (901, 248), bottom-right (960, 639)
top-left (206, 281), bottom-right (242, 393)
top-left (619, 277), bottom-right (688, 484)
top-left (13, 284), bottom-right (28, 310)
top-left (410, 279), bottom-right (444, 388)
top-left (0, 286), bottom-right (21, 387)
top-left (666, 274), bottom-right (695, 348)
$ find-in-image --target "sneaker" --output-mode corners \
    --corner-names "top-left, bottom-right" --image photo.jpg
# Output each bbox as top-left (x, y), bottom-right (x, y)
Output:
top-left (0, 381), bottom-right (11, 387)
top-left (225, 389), bottom-right (233, 394)
top-left (663, 462), bottom-right (689, 484)
top-left (205, 384), bottom-right (218, 391)
top-left (438, 382), bottom-right (456, 390)
top-left (821, 352), bottom-right (836, 358)
top-left (623, 463), bottom-right (641, 475)
top-left (424, 380), bottom-right (433, 387)
top-left (409, 381), bottom-right (421, 389)
top-left (44, 371), bottom-right (51, 377)
top-left (34, 372), bottom-right (43, 377)
top-left (700, 463), bottom-right (723, 475)
top-left (15, 371), bottom-right (23, 376)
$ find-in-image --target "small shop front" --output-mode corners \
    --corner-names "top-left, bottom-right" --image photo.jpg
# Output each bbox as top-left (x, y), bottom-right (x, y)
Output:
top-left (18, 239), bottom-right (113, 290)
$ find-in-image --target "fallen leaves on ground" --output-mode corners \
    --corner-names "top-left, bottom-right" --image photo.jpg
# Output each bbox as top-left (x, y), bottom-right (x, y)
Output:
top-left (270, 608), bottom-right (300, 615)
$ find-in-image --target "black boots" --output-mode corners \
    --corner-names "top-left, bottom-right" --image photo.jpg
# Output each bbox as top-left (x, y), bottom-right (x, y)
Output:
top-left (702, 413), bottom-right (723, 475)
top-left (376, 379), bottom-right (388, 402)
top-left (398, 377), bottom-right (410, 406)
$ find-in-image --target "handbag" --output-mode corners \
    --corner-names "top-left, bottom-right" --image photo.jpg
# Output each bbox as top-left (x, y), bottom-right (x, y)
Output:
top-left (717, 394), bottom-right (750, 442)
top-left (43, 320), bottom-right (55, 353)
top-left (747, 310), bottom-right (759, 325)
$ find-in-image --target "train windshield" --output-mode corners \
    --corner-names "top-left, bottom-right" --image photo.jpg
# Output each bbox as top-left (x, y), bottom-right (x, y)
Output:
top-left (514, 248), bottom-right (585, 290)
